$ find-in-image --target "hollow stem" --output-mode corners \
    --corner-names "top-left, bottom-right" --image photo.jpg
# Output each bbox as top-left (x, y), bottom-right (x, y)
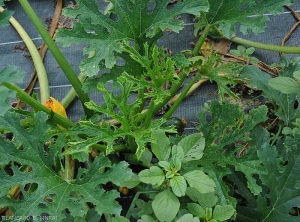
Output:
top-left (18, 0), bottom-right (93, 117)
top-left (143, 100), bottom-right (155, 128)
top-left (210, 25), bottom-right (300, 54)
top-left (230, 36), bottom-right (300, 54)
top-left (61, 72), bottom-right (86, 108)
top-left (0, 6), bottom-right (50, 104)
top-left (63, 154), bottom-right (75, 183)
top-left (192, 24), bottom-right (211, 56)
top-left (3, 82), bottom-right (76, 128)
top-left (163, 71), bottom-right (203, 120)
top-left (153, 71), bottom-right (188, 115)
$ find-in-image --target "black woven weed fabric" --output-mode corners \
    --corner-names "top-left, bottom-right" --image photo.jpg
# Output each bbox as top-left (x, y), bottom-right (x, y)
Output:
top-left (1, 0), bottom-right (300, 133)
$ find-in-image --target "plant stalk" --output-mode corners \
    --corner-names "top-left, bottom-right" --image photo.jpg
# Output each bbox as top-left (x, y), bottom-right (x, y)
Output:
top-left (163, 71), bottom-right (203, 120)
top-left (230, 36), bottom-right (300, 54)
top-left (3, 83), bottom-right (76, 128)
top-left (144, 100), bottom-right (155, 128)
top-left (153, 71), bottom-right (188, 115)
top-left (18, 0), bottom-right (93, 117)
top-left (210, 25), bottom-right (300, 54)
top-left (192, 24), bottom-right (211, 56)
top-left (63, 154), bottom-right (75, 183)
top-left (61, 72), bottom-right (86, 108)
top-left (0, 7), bottom-right (50, 104)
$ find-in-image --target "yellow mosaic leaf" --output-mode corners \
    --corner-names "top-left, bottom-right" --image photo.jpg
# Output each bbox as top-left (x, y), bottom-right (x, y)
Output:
top-left (44, 97), bottom-right (67, 118)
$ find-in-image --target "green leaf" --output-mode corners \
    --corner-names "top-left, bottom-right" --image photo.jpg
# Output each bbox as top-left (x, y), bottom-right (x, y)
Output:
top-left (0, 3), bottom-right (13, 27)
top-left (192, 102), bottom-right (268, 208)
top-left (293, 70), bottom-right (300, 80)
top-left (187, 203), bottom-right (205, 218)
top-left (112, 215), bottom-right (130, 222)
top-left (196, 0), bottom-right (293, 38)
top-left (183, 170), bottom-right (216, 193)
top-left (241, 65), bottom-right (300, 126)
top-left (151, 129), bottom-right (171, 161)
top-left (197, 191), bottom-right (219, 209)
top-left (197, 100), bottom-right (267, 150)
top-left (212, 205), bottom-right (235, 221)
top-left (170, 175), bottom-right (187, 197)
top-left (152, 190), bottom-right (180, 222)
top-left (176, 213), bottom-right (200, 222)
top-left (178, 133), bottom-right (205, 162)
top-left (0, 66), bottom-right (24, 116)
top-left (0, 112), bottom-right (134, 220)
top-left (121, 43), bottom-right (180, 104)
top-left (137, 215), bottom-right (156, 222)
top-left (268, 77), bottom-right (300, 94)
top-left (257, 142), bottom-right (300, 221)
top-left (138, 166), bottom-right (165, 187)
top-left (57, 0), bottom-right (209, 76)
top-left (237, 131), bottom-right (300, 221)
top-left (171, 145), bottom-right (185, 162)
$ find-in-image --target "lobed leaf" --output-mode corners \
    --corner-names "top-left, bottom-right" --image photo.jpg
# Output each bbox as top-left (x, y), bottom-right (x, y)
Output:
top-left (241, 65), bottom-right (300, 126)
top-left (0, 66), bottom-right (24, 116)
top-left (195, 0), bottom-right (293, 38)
top-left (0, 112), bottom-right (134, 220)
top-left (0, 0), bottom-right (13, 27)
top-left (56, 0), bottom-right (208, 76)
top-left (268, 76), bottom-right (300, 94)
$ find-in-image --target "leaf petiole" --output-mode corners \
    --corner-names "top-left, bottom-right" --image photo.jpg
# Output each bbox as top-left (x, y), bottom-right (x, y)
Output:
top-left (0, 7), bottom-right (50, 104)
top-left (18, 0), bottom-right (93, 118)
top-left (3, 82), bottom-right (76, 129)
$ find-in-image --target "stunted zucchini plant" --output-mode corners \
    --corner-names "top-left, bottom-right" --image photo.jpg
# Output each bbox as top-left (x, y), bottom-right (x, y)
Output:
top-left (0, 0), bottom-right (300, 221)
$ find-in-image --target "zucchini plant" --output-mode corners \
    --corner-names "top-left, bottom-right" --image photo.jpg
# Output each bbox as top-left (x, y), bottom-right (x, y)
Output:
top-left (0, 0), bottom-right (300, 221)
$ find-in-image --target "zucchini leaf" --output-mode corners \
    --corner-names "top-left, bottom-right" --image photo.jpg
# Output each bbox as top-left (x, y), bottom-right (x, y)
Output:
top-left (195, 0), bottom-right (293, 38)
top-left (240, 65), bottom-right (300, 126)
top-left (236, 134), bottom-right (300, 221)
top-left (56, 0), bottom-right (208, 76)
top-left (0, 0), bottom-right (13, 27)
top-left (0, 66), bottom-right (24, 116)
top-left (0, 111), bottom-right (134, 220)
top-left (191, 101), bottom-right (268, 207)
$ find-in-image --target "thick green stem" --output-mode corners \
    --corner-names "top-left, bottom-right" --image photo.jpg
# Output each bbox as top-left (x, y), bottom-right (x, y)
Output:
top-left (0, 7), bottom-right (50, 103)
top-left (230, 36), bottom-right (300, 54)
top-left (3, 83), bottom-right (76, 128)
top-left (163, 71), bottom-right (203, 120)
top-left (63, 154), bottom-right (75, 183)
top-left (134, 87), bottom-right (147, 113)
top-left (152, 71), bottom-right (188, 115)
top-left (61, 72), bottom-right (86, 108)
top-left (144, 100), bottom-right (155, 128)
top-left (18, 0), bottom-right (93, 118)
top-left (192, 24), bottom-right (211, 56)
top-left (211, 25), bottom-right (300, 54)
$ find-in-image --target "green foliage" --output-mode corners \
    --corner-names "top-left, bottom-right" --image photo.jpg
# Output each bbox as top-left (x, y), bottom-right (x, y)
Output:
top-left (0, 66), bottom-right (24, 116)
top-left (234, 133), bottom-right (300, 221)
top-left (1, 0), bottom-right (300, 221)
top-left (230, 46), bottom-right (260, 64)
top-left (195, 0), bottom-right (294, 38)
top-left (56, 0), bottom-right (209, 76)
top-left (0, 0), bottom-right (13, 27)
top-left (196, 52), bottom-right (243, 100)
top-left (194, 101), bottom-right (268, 207)
top-left (152, 190), bottom-right (180, 222)
top-left (0, 111), bottom-right (134, 220)
top-left (269, 76), bottom-right (300, 94)
top-left (241, 65), bottom-right (300, 126)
